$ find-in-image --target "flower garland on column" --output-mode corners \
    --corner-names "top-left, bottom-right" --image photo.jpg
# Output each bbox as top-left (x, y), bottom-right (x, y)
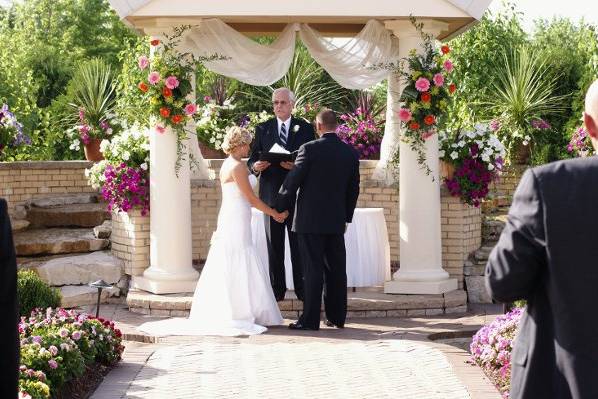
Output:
top-left (136, 26), bottom-right (225, 176)
top-left (391, 17), bottom-right (456, 177)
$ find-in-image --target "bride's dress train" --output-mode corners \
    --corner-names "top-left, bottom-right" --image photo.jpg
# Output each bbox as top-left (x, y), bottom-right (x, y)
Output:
top-left (138, 174), bottom-right (283, 336)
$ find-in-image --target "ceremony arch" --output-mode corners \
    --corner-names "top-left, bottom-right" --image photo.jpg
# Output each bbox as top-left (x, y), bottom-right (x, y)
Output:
top-left (107, 0), bottom-right (492, 296)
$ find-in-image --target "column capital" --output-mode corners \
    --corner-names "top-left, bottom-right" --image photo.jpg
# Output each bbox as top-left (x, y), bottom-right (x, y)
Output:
top-left (385, 19), bottom-right (449, 39)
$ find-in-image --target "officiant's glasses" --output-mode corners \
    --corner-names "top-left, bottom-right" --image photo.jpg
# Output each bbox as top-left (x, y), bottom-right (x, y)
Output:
top-left (273, 100), bottom-right (289, 106)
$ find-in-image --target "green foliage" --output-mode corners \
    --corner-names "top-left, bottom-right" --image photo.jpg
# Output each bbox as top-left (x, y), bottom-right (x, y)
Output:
top-left (17, 270), bottom-right (61, 317)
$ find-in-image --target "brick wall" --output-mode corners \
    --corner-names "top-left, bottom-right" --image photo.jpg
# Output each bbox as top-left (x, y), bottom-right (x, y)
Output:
top-left (490, 164), bottom-right (528, 199)
top-left (111, 210), bottom-right (151, 276)
top-left (0, 161), bottom-right (96, 218)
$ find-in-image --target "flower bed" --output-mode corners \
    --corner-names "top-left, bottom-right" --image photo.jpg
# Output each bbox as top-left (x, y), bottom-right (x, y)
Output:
top-left (336, 107), bottom-right (383, 159)
top-left (18, 308), bottom-right (124, 399)
top-left (470, 307), bottom-right (523, 398)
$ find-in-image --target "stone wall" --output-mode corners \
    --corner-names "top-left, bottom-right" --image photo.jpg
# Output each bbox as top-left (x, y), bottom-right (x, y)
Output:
top-left (490, 164), bottom-right (528, 199)
top-left (0, 161), bottom-right (96, 218)
top-left (111, 210), bottom-right (151, 276)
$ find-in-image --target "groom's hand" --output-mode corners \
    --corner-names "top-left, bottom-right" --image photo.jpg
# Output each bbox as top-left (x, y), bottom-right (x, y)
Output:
top-left (280, 161), bottom-right (294, 170)
top-left (253, 160), bottom-right (271, 173)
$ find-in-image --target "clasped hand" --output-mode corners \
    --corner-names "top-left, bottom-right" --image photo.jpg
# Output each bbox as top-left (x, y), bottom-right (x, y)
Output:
top-left (273, 210), bottom-right (289, 223)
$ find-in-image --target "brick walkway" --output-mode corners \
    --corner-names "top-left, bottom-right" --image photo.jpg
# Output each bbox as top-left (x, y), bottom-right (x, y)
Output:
top-left (88, 304), bottom-right (501, 399)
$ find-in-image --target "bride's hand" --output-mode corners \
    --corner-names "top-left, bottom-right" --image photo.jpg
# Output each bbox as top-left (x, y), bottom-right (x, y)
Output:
top-left (273, 210), bottom-right (289, 223)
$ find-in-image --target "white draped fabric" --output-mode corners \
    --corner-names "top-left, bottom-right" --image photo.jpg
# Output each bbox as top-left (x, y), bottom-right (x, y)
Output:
top-left (299, 20), bottom-right (400, 90)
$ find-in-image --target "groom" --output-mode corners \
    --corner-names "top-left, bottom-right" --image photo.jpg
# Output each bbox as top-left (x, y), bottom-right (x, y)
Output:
top-left (247, 88), bottom-right (315, 302)
top-left (277, 109), bottom-right (360, 330)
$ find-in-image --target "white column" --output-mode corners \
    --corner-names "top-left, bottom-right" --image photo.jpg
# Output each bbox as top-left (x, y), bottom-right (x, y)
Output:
top-left (132, 30), bottom-right (199, 294)
top-left (383, 20), bottom-right (457, 295)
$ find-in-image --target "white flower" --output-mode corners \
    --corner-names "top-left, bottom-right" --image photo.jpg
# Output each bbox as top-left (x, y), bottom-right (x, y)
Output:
top-left (458, 141), bottom-right (466, 147)
top-left (438, 150), bottom-right (445, 158)
top-left (122, 151), bottom-right (130, 161)
top-left (293, 125), bottom-right (300, 133)
top-left (450, 151), bottom-right (458, 160)
top-left (106, 128), bottom-right (113, 135)
top-left (488, 164), bottom-right (495, 171)
top-left (100, 139), bottom-right (110, 153)
top-left (482, 154), bottom-right (491, 162)
top-left (522, 140), bottom-right (529, 146)
top-left (84, 169), bottom-right (91, 178)
top-left (140, 162), bottom-right (148, 171)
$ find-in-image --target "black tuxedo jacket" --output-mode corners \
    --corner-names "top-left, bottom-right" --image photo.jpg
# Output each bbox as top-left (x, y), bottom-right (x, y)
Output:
top-left (0, 198), bottom-right (18, 399)
top-left (247, 117), bottom-right (315, 206)
top-left (486, 157), bottom-right (598, 399)
top-left (276, 133), bottom-right (360, 235)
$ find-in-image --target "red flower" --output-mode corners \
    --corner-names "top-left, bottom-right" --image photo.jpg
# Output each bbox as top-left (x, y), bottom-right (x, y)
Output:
top-left (441, 45), bottom-right (450, 55)
top-left (159, 107), bottom-right (171, 118)
top-left (171, 114), bottom-right (183, 124)
top-left (424, 115), bottom-right (436, 126)
top-left (138, 82), bottom-right (148, 93)
top-left (409, 121), bottom-right (420, 130)
top-left (449, 83), bottom-right (457, 94)
top-left (162, 87), bottom-right (173, 97)
top-left (150, 39), bottom-right (160, 46)
top-left (421, 92), bottom-right (432, 103)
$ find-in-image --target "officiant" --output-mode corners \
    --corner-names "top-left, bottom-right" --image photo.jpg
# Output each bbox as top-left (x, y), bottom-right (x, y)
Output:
top-left (248, 87), bottom-right (315, 302)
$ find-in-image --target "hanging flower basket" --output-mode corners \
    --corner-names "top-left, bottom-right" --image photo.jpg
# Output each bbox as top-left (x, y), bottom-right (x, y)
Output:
top-left (84, 138), bottom-right (104, 162)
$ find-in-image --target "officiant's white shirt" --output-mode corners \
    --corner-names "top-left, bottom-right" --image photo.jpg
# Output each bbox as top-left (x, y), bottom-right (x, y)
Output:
top-left (277, 117), bottom-right (291, 136)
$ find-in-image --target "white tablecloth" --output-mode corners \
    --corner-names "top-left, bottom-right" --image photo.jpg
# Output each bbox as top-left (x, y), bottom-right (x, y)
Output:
top-left (250, 208), bottom-right (391, 288)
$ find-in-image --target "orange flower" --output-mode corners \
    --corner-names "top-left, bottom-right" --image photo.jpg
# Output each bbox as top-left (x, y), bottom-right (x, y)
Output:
top-left (409, 121), bottom-right (420, 130)
top-left (138, 82), bottom-right (148, 93)
top-left (171, 114), bottom-right (183, 124)
top-left (162, 87), bottom-right (173, 97)
top-left (449, 83), bottom-right (457, 94)
top-left (150, 39), bottom-right (160, 46)
top-left (159, 107), bottom-right (171, 118)
top-left (441, 45), bottom-right (450, 55)
top-left (421, 92), bottom-right (431, 103)
top-left (424, 115), bottom-right (436, 126)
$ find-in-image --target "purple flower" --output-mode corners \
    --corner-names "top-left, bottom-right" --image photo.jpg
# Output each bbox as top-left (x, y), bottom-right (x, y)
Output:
top-left (48, 359), bottom-right (58, 369)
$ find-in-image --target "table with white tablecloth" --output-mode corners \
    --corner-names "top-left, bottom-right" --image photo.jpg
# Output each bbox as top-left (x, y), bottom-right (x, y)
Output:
top-left (250, 208), bottom-right (391, 288)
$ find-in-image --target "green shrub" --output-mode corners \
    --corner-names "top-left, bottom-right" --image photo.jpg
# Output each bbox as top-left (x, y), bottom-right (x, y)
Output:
top-left (17, 270), bottom-right (61, 317)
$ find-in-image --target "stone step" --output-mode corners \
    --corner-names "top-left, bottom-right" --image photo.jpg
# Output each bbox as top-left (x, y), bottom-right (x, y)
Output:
top-left (465, 276), bottom-right (493, 304)
top-left (482, 217), bottom-right (507, 242)
top-left (14, 228), bottom-right (109, 256)
top-left (463, 261), bottom-right (486, 277)
top-left (11, 219), bottom-right (30, 232)
top-left (126, 289), bottom-right (468, 318)
top-left (60, 285), bottom-right (121, 308)
top-left (94, 220), bottom-right (112, 239)
top-left (34, 251), bottom-right (123, 286)
top-left (28, 193), bottom-right (99, 208)
top-left (27, 203), bottom-right (109, 228)
top-left (473, 244), bottom-right (496, 262)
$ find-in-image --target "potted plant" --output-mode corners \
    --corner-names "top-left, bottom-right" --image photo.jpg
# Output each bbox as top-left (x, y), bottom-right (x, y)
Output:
top-left (336, 107), bottom-right (383, 160)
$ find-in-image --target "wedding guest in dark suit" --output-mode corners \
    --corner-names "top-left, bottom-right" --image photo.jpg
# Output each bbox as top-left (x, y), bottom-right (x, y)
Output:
top-left (247, 88), bottom-right (315, 302)
top-left (0, 198), bottom-right (19, 398)
top-left (277, 109), bottom-right (360, 330)
top-left (485, 79), bottom-right (598, 399)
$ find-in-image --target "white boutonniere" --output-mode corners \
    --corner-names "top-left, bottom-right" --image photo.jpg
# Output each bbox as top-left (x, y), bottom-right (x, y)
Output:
top-left (292, 125), bottom-right (300, 133)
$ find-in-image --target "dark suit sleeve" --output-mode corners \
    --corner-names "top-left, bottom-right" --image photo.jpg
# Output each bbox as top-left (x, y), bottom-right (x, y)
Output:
top-left (276, 144), bottom-right (310, 211)
top-left (485, 169), bottom-right (546, 303)
top-left (346, 156), bottom-right (360, 223)
top-left (247, 123), bottom-right (265, 174)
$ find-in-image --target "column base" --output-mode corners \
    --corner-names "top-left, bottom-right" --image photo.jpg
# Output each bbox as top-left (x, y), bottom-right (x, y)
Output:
top-left (131, 275), bottom-right (198, 294)
top-left (384, 278), bottom-right (457, 295)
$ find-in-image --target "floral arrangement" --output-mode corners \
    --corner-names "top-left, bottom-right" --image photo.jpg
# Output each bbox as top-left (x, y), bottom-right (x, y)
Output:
top-left (86, 125), bottom-right (150, 215)
top-left (439, 123), bottom-right (506, 207)
top-left (336, 107), bottom-right (383, 159)
top-left (391, 17), bottom-right (456, 176)
top-left (470, 307), bottom-right (524, 398)
top-left (66, 110), bottom-right (120, 152)
top-left (196, 96), bottom-right (239, 151)
top-left (567, 124), bottom-right (595, 157)
top-left (0, 103), bottom-right (30, 160)
top-left (490, 117), bottom-right (552, 164)
top-left (18, 307), bottom-right (124, 399)
top-left (135, 26), bottom-right (225, 174)
top-left (239, 110), bottom-right (273, 133)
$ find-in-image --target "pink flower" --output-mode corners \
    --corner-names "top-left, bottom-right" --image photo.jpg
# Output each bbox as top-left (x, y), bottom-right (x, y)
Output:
top-left (49, 345), bottom-right (58, 356)
top-left (138, 55), bottom-right (149, 70)
top-left (165, 75), bottom-right (180, 90)
top-left (18, 392), bottom-right (32, 399)
top-left (48, 359), bottom-right (58, 369)
top-left (148, 71), bottom-right (161, 85)
top-left (155, 124), bottom-right (166, 134)
top-left (184, 103), bottom-right (197, 116)
top-left (433, 73), bottom-right (444, 87)
top-left (71, 331), bottom-right (81, 341)
top-left (398, 108), bottom-right (412, 122)
top-left (203, 95), bottom-right (212, 103)
top-left (443, 60), bottom-right (454, 73)
top-left (421, 131), bottom-right (435, 140)
top-left (415, 77), bottom-right (430, 92)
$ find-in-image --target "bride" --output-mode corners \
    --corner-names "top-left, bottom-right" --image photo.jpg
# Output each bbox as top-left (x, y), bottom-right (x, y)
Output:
top-left (139, 126), bottom-right (286, 336)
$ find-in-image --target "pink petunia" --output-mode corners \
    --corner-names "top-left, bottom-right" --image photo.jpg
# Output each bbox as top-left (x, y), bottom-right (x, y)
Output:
top-left (138, 55), bottom-right (149, 70)
top-left (443, 60), bottom-right (454, 73)
top-left (148, 71), bottom-right (161, 85)
top-left (48, 360), bottom-right (58, 369)
top-left (433, 73), bottom-right (444, 87)
top-left (184, 103), bottom-right (198, 116)
top-left (415, 77), bottom-right (430, 92)
top-left (155, 124), bottom-right (166, 134)
top-left (165, 75), bottom-right (180, 90)
top-left (398, 108), bottom-right (412, 122)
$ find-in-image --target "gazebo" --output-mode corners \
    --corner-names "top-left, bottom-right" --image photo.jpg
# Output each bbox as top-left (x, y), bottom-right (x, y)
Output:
top-left (107, 0), bottom-right (492, 296)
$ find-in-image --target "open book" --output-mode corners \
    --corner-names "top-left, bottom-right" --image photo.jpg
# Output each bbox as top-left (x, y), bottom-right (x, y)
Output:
top-left (258, 143), bottom-right (298, 163)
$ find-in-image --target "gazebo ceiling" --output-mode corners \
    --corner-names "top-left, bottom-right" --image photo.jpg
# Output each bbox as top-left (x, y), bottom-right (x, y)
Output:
top-left (109, 0), bottom-right (492, 39)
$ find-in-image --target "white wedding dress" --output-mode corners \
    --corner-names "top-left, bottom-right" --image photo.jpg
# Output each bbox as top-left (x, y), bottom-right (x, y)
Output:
top-left (138, 173), bottom-right (283, 336)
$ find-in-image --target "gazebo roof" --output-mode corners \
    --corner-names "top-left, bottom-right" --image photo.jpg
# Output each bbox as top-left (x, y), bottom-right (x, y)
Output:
top-left (108, 0), bottom-right (492, 39)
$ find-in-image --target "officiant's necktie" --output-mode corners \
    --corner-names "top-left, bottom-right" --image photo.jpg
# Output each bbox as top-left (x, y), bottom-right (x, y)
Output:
top-left (280, 123), bottom-right (288, 146)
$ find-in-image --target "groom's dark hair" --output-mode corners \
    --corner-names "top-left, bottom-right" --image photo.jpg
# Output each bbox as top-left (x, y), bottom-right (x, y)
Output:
top-left (316, 109), bottom-right (338, 131)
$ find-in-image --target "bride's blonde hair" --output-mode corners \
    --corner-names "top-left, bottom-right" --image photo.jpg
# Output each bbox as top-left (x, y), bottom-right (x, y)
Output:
top-left (221, 126), bottom-right (252, 155)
